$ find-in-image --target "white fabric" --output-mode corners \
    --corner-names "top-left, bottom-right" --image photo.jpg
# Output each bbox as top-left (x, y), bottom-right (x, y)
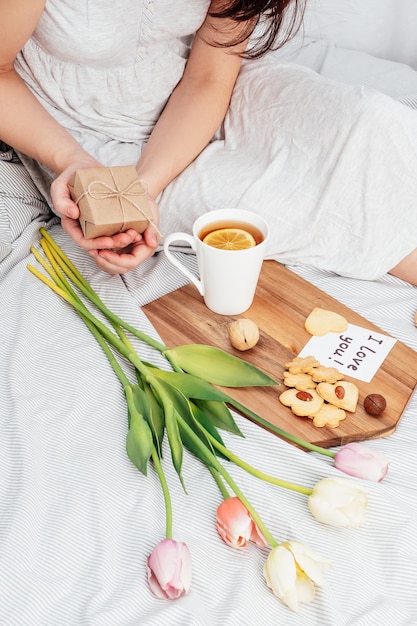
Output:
top-left (268, 35), bottom-right (417, 98)
top-left (17, 0), bottom-right (209, 144)
top-left (302, 0), bottom-right (417, 68)
top-left (159, 59), bottom-right (417, 280)
top-left (2, 217), bottom-right (417, 626)
top-left (14, 0), bottom-right (417, 280)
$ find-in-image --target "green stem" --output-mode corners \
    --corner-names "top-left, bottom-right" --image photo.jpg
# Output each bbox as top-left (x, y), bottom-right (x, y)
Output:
top-left (151, 449), bottom-right (173, 539)
top-left (38, 231), bottom-right (167, 353)
top-left (31, 245), bottom-right (67, 291)
top-left (84, 315), bottom-right (173, 539)
top-left (35, 239), bottom-right (128, 388)
top-left (76, 311), bottom-right (173, 540)
top-left (88, 324), bottom-right (172, 539)
top-left (207, 466), bottom-right (230, 500)
top-left (27, 264), bottom-right (154, 382)
top-left (176, 414), bottom-right (278, 548)
top-left (45, 258), bottom-right (173, 540)
top-left (204, 430), bottom-right (312, 496)
top-left (225, 396), bottom-right (336, 459)
top-left (84, 312), bottom-right (129, 385)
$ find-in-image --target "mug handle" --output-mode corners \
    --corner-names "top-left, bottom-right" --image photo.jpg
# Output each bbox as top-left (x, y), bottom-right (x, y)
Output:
top-left (163, 232), bottom-right (204, 296)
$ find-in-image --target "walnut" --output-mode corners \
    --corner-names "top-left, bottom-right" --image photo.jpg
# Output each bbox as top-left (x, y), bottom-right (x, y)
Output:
top-left (228, 318), bottom-right (259, 351)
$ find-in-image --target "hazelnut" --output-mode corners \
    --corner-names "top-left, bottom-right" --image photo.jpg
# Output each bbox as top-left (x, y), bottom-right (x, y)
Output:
top-left (228, 318), bottom-right (259, 351)
top-left (363, 393), bottom-right (387, 416)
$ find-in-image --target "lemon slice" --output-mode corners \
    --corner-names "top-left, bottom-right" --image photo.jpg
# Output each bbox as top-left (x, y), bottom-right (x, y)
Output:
top-left (202, 228), bottom-right (256, 250)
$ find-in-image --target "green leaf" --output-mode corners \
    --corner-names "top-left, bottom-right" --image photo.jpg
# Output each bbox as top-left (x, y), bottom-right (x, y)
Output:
top-left (125, 383), bottom-right (149, 428)
top-left (150, 378), bottom-right (186, 488)
top-left (193, 399), bottom-right (244, 437)
top-left (188, 402), bottom-right (229, 462)
top-left (164, 344), bottom-right (278, 387)
top-left (143, 383), bottom-right (165, 453)
top-left (177, 414), bottom-right (218, 469)
top-left (125, 386), bottom-right (154, 476)
top-left (145, 365), bottom-right (244, 436)
top-left (147, 367), bottom-right (230, 401)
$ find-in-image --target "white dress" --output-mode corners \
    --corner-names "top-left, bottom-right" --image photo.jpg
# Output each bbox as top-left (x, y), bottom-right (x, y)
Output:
top-left (14, 0), bottom-right (417, 279)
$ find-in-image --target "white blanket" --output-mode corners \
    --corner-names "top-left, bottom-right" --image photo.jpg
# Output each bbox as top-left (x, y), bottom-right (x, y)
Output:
top-left (1, 218), bottom-right (417, 625)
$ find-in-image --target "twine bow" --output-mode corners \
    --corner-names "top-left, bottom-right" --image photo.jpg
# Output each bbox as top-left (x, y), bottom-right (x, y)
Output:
top-left (76, 176), bottom-right (162, 237)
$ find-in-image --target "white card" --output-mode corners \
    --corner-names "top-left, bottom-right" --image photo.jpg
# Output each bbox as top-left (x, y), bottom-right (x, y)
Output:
top-left (298, 324), bottom-right (396, 383)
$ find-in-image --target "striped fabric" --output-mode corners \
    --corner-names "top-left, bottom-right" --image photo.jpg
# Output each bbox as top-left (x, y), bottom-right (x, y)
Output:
top-left (399, 95), bottom-right (417, 109)
top-left (1, 150), bottom-right (417, 625)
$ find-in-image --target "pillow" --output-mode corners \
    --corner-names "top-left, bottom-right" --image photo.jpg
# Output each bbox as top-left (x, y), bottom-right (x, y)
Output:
top-left (302, 0), bottom-right (417, 68)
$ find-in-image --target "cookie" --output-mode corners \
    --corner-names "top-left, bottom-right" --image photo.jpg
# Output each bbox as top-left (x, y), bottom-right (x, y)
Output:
top-left (304, 307), bottom-right (348, 336)
top-left (284, 355), bottom-right (320, 374)
top-left (316, 381), bottom-right (359, 413)
top-left (312, 404), bottom-right (346, 428)
top-left (283, 371), bottom-right (316, 391)
top-left (279, 388), bottom-right (324, 417)
top-left (310, 366), bottom-right (344, 384)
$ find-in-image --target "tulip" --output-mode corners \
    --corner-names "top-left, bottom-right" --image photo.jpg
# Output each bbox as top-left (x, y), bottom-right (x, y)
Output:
top-left (216, 497), bottom-right (268, 548)
top-left (334, 442), bottom-right (389, 482)
top-left (263, 540), bottom-right (331, 612)
top-left (308, 477), bottom-right (368, 528)
top-left (147, 539), bottom-right (192, 600)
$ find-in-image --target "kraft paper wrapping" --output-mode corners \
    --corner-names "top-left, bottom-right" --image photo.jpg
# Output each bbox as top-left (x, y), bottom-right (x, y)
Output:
top-left (69, 165), bottom-right (153, 238)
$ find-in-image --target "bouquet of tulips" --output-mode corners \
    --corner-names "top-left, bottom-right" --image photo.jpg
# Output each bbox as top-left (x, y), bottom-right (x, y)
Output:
top-left (28, 228), bottom-right (389, 612)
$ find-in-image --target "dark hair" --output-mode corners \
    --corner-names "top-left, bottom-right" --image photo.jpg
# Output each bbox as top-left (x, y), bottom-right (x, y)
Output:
top-left (209, 0), bottom-right (306, 58)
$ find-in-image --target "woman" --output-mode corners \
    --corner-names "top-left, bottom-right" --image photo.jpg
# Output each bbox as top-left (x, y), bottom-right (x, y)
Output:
top-left (2, 0), bottom-right (417, 283)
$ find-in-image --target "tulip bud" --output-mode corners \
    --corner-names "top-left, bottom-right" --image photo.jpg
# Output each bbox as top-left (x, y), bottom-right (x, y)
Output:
top-left (216, 497), bottom-right (268, 549)
top-left (308, 477), bottom-right (368, 528)
top-left (263, 540), bottom-right (331, 612)
top-left (334, 442), bottom-right (389, 482)
top-left (147, 539), bottom-right (192, 600)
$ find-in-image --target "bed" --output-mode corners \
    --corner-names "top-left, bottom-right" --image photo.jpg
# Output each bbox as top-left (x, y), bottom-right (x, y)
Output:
top-left (2, 2), bottom-right (417, 624)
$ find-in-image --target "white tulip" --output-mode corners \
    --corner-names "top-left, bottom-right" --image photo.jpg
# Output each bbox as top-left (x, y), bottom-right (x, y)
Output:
top-left (308, 477), bottom-right (368, 528)
top-left (263, 540), bottom-right (331, 612)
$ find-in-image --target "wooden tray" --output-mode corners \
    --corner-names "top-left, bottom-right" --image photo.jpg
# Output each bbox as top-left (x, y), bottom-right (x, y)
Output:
top-left (144, 261), bottom-right (417, 448)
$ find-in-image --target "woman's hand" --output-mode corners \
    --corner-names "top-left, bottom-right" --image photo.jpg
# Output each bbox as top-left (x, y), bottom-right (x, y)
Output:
top-left (87, 215), bottom-right (161, 275)
top-left (51, 162), bottom-right (161, 274)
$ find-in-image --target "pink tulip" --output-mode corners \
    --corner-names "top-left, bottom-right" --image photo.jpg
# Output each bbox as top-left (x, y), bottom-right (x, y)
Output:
top-left (334, 442), bottom-right (389, 482)
top-left (147, 539), bottom-right (192, 600)
top-left (216, 497), bottom-right (268, 549)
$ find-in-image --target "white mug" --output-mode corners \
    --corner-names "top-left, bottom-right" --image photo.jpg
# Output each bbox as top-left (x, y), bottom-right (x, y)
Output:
top-left (163, 209), bottom-right (269, 315)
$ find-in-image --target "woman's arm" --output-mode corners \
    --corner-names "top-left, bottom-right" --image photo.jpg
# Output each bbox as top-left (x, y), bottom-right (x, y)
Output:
top-left (91, 5), bottom-right (250, 274)
top-left (0, 1), bottom-right (250, 274)
top-left (0, 0), bottom-right (96, 174)
top-left (135, 4), bottom-right (250, 199)
top-left (91, 5), bottom-right (251, 273)
top-left (0, 0), bottom-right (145, 258)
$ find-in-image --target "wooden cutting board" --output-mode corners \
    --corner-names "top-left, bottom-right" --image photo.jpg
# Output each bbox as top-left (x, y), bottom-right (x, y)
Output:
top-left (144, 261), bottom-right (417, 448)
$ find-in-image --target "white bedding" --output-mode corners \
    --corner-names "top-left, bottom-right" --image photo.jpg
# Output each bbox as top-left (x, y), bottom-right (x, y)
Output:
top-left (2, 222), bottom-right (417, 626)
top-left (2, 7), bottom-right (417, 625)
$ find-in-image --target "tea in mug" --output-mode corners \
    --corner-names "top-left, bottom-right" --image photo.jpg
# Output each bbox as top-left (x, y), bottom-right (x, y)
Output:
top-left (199, 219), bottom-right (264, 250)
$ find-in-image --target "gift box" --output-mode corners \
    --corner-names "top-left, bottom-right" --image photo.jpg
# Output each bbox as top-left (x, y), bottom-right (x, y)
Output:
top-left (69, 165), bottom-right (153, 238)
